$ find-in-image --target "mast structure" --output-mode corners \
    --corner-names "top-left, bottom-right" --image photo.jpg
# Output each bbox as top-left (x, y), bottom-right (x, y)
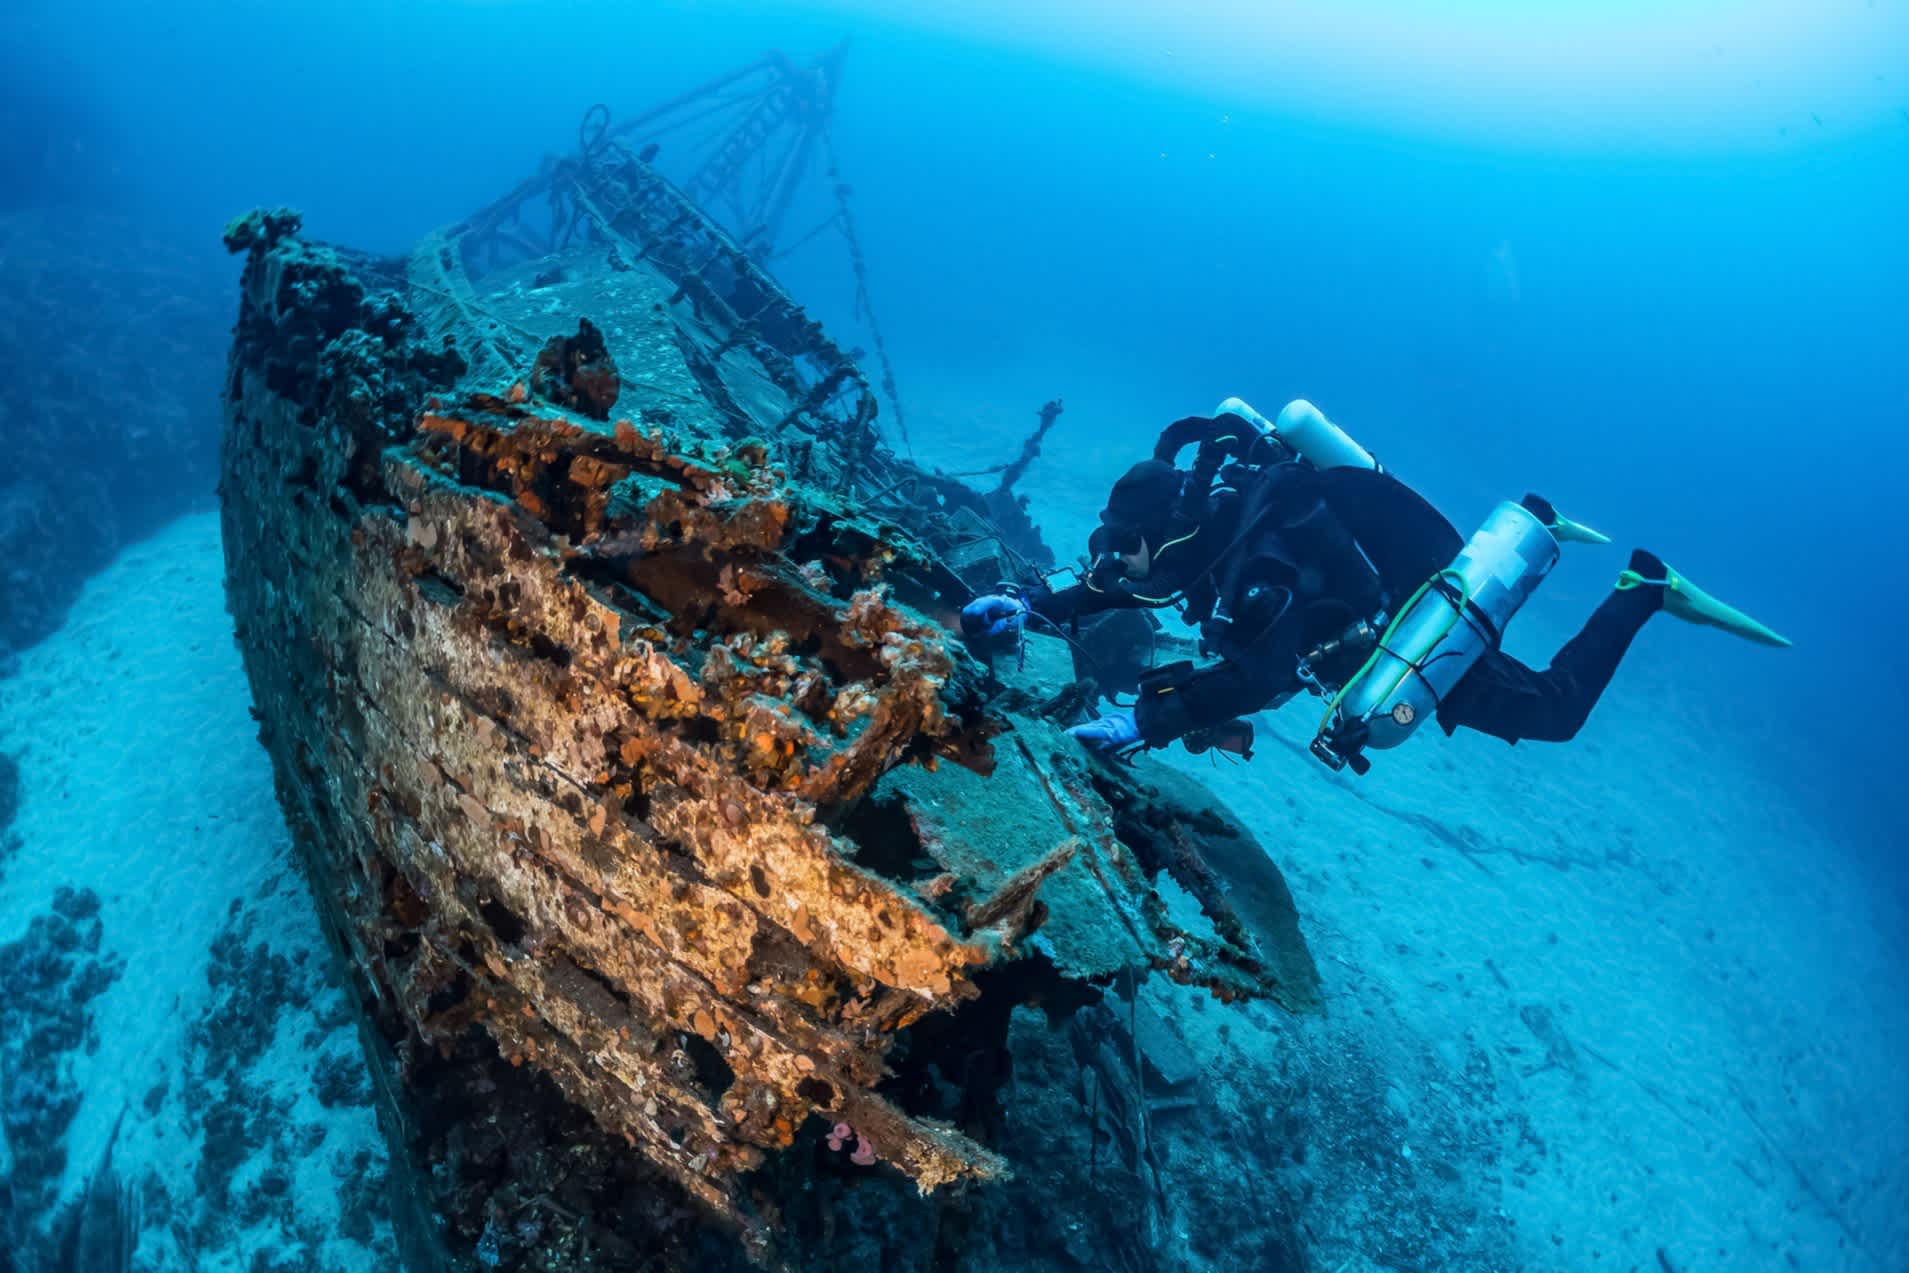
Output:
top-left (606, 46), bottom-right (911, 449)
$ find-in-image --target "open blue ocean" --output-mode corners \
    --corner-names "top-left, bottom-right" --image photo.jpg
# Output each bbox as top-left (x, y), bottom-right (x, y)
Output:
top-left (3, 2), bottom-right (1905, 1269)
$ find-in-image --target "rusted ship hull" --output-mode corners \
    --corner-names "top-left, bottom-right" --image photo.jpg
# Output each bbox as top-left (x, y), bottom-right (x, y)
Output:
top-left (217, 130), bottom-right (1316, 1270)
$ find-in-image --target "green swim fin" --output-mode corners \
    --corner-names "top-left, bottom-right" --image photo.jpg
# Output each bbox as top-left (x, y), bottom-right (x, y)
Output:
top-left (1521, 494), bottom-right (1610, 545)
top-left (1618, 559), bottom-right (1792, 648)
top-left (1547, 508), bottom-right (1611, 545)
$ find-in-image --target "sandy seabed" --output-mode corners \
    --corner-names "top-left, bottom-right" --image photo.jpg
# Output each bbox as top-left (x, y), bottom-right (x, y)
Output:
top-left (1, 510), bottom-right (1901, 1271)
top-left (0, 514), bottom-right (392, 1271)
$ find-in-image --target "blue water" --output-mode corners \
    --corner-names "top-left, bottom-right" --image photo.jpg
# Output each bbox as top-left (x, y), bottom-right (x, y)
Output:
top-left (5, 0), bottom-right (1908, 1267)
top-left (16, 0), bottom-right (1904, 869)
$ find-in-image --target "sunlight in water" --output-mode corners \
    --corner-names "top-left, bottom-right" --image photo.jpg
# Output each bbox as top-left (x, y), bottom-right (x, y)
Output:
top-left (816, 0), bottom-right (1909, 147)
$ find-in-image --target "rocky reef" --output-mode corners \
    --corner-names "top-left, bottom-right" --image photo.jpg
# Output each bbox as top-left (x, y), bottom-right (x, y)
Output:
top-left (0, 749), bottom-right (18, 885)
top-left (218, 131), bottom-right (1318, 1271)
top-left (0, 888), bottom-right (125, 1267)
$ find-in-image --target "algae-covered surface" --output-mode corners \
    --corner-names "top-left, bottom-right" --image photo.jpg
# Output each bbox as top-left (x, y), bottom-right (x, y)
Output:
top-left (205, 160), bottom-right (1329, 1265)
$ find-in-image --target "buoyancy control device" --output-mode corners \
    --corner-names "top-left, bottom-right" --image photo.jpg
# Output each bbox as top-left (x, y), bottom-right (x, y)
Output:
top-left (1176, 398), bottom-right (1385, 644)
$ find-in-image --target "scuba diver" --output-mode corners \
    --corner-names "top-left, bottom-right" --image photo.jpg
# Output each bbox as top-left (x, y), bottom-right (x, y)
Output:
top-left (961, 399), bottom-right (1789, 774)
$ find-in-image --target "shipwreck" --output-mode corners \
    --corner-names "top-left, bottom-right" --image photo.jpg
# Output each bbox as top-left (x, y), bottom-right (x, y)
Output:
top-left (217, 50), bottom-right (1319, 1271)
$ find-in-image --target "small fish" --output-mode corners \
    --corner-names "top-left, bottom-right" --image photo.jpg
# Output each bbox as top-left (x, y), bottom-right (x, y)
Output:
top-left (1811, 112), bottom-right (1824, 127)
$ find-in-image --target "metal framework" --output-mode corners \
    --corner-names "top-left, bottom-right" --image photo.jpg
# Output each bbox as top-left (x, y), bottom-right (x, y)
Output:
top-left (424, 47), bottom-right (910, 453)
top-left (612, 47), bottom-right (845, 259)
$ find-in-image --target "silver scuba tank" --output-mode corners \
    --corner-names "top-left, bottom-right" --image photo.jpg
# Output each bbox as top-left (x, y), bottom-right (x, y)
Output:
top-left (1316, 499), bottom-right (1560, 763)
top-left (1215, 397), bottom-right (1378, 472)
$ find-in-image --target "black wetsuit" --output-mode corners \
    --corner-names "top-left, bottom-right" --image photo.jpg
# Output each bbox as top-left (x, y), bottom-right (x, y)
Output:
top-left (1029, 462), bottom-right (1663, 748)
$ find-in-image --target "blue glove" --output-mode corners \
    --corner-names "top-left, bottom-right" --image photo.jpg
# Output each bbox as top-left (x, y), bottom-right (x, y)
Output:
top-left (961, 593), bottom-right (1029, 641)
top-left (1068, 712), bottom-right (1142, 754)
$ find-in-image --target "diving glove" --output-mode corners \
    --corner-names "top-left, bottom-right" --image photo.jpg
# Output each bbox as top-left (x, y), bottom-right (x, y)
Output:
top-left (1068, 712), bottom-right (1142, 755)
top-left (960, 593), bottom-right (1029, 641)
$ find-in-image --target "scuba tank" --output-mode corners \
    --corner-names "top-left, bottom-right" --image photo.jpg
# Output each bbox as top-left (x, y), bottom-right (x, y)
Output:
top-left (1311, 499), bottom-right (1561, 773)
top-left (1215, 397), bottom-right (1378, 472)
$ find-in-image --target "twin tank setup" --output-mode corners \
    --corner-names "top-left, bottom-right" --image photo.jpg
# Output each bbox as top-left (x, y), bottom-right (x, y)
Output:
top-left (1210, 397), bottom-right (1563, 774)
